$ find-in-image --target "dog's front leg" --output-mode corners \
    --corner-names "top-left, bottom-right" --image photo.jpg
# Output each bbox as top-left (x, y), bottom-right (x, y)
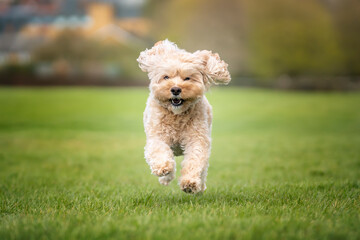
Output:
top-left (180, 136), bottom-right (210, 194)
top-left (145, 138), bottom-right (176, 185)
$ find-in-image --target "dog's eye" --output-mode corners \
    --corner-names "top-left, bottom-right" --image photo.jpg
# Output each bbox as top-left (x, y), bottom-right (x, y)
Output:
top-left (184, 77), bottom-right (190, 81)
top-left (163, 76), bottom-right (169, 80)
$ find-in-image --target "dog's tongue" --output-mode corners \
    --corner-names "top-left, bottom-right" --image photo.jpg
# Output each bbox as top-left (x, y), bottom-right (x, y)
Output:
top-left (173, 99), bottom-right (181, 104)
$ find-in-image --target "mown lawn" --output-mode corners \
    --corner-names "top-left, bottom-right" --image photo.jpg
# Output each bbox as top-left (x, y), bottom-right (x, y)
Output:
top-left (0, 87), bottom-right (359, 240)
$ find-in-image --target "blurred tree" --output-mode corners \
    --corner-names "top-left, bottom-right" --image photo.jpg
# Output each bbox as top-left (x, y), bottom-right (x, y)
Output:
top-left (144, 0), bottom-right (247, 76)
top-left (330, 0), bottom-right (360, 76)
top-left (33, 30), bottom-right (113, 63)
top-left (145, 0), bottom-right (359, 80)
top-left (33, 30), bottom-right (144, 78)
top-left (246, 0), bottom-right (344, 78)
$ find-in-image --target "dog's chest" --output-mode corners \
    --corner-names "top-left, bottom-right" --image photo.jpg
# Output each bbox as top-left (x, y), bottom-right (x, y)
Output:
top-left (157, 117), bottom-right (186, 155)
top-left (158, 113), bottom-right (192, 142)
top-left (145, 108), bottom-right (192, 144)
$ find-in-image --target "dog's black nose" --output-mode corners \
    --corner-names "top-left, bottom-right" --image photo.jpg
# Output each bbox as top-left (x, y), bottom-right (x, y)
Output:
top-left (171, 87), bottom-right (182, 95)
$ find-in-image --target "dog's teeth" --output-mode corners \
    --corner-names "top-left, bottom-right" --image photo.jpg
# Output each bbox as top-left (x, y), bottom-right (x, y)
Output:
top-left (170, 98), bottom-right (183, 106)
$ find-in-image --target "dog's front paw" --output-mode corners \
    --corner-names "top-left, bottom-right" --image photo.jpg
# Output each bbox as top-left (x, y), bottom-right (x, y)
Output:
top-left (151, 161), bottom-right (174, 177)
top-left (180, 178), bottom-right (202, 194)
top-left (159, 171), bottom-right (175, 186)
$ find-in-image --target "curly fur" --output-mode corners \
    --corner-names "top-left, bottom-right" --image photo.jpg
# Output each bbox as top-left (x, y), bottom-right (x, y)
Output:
top-left (137, 39), bottom-right (230, 194)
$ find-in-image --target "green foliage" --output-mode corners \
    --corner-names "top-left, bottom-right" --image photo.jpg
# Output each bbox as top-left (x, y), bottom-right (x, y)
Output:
top-left (332, 0), bottom-right (360, 75)
top-left (0, 88), bottom-right (359, 239)
top-left (33, 30), bottom-right (110, 63)
top-left (32, 30), bottom-right (144, 78)
top-left (146, 0), bottom-right (246, 75)
top-left (246, 0), bottom-right (343, 77)
top-left (146, 0), bottom-right (360, 78)
top-left (0, 62), bottom-right (35, 76)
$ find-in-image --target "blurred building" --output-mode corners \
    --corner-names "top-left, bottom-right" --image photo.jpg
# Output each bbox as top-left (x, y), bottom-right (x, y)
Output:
top-left (0, 0), bottom-right (150, 65)
top-left (84, 2), bottom-right (150, 43)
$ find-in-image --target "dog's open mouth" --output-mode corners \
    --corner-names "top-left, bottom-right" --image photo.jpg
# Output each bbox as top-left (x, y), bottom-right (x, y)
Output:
top-left (170, 98), bottom-right (184, 106)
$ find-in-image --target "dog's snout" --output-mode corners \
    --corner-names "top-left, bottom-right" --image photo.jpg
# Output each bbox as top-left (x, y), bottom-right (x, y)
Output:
top-left (171, 87), bottom-right (182, 95)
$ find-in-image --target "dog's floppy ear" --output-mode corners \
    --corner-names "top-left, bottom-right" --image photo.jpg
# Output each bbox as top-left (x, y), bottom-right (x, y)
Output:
top-left (137, 39), bottom-right (178, 73)
top-left (193, 50), bottom-right (231, 86)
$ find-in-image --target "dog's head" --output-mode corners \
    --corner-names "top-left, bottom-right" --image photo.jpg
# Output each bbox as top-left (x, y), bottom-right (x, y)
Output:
top-left (137, 39), bottom-right (231, 114)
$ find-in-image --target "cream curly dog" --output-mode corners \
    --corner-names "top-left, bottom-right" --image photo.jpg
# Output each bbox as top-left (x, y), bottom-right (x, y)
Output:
top-left (137, 40), bottom-right (230, 194)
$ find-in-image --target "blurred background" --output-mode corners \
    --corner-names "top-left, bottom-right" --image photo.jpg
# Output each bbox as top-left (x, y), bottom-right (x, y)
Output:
top-left (1, 2), bottom-right (360, 238)
top-left (0, 0), bottom-right (359, 90)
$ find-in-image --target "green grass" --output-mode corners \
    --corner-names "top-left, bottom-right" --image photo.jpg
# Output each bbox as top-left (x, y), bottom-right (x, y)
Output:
top-left (0, 87), bottom-right (359, 240)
